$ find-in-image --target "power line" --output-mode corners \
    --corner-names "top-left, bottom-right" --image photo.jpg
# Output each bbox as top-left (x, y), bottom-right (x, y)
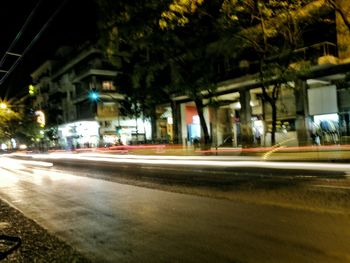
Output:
top-left (0, 0), bottom-right (69, 86)
top-left (0, 0), bottom-right (44, 68)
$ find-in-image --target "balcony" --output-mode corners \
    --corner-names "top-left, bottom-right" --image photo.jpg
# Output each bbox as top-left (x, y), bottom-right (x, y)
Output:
top-left (293, 41), bottom-right (338, 66)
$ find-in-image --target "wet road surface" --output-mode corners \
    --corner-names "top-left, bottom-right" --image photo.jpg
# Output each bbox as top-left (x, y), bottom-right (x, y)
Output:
top-left (0, 156), bottom-right (350, 262)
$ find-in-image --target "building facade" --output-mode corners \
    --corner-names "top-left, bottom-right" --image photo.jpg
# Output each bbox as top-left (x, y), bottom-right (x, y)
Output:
top-left (166, 0), bottom-right (350, 148)
top-left (31, 45), bottom-right (152, 149)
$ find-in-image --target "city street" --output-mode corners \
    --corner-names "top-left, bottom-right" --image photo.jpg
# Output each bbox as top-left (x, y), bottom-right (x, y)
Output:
top-left (0, 154), bottom-right (350, 262)
top-left (2, 0), bottom-right (350, 262)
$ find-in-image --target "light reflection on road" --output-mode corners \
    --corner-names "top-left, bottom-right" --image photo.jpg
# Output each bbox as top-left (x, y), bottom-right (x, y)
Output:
top-left (0, 157), bottom-right (53, 188)
top-left (0, 156), bottom-right (350, 262)
top-left (0, 167), bottom-right (19, 188)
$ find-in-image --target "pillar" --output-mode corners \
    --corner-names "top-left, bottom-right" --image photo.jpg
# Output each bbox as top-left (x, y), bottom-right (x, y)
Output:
top-left (239, 88), bottom-right (254, 147)
top-left (294, 79), bottom-right (312, 145)
top-left (171, 100), bottom-right (181, 144)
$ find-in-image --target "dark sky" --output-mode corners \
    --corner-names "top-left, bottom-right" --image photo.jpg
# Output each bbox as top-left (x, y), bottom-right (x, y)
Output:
top-left (0, 0), bottom-right (97, 98)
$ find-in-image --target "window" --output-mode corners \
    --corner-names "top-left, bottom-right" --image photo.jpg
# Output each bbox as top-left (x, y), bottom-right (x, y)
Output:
top-left (102, 81), bottom-right (116, 91)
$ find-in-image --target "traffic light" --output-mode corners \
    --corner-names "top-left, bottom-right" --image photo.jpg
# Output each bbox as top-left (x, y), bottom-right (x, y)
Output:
top-left (88, 90), bottom-right (99, 101)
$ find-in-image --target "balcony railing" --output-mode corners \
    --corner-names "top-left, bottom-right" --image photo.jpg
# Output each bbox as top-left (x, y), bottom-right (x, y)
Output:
top-left (293, 41), bottom-right (338, 65)
top-left (217, 41), bottom-right (338, 82)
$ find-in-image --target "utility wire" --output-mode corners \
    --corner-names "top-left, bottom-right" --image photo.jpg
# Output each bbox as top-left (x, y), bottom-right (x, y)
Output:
top-left (0, 0), bottom-right (44, 67)
top-left (0, 0), bottom-right (70, 86)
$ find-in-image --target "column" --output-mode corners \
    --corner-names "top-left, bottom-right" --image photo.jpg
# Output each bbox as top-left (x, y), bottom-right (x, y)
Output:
top-left (239, 88), bottom-right (254, 147)
top-left (171, 100), bottom-right (181, 144)
top-left (294, 79), bottom-right (311, 146)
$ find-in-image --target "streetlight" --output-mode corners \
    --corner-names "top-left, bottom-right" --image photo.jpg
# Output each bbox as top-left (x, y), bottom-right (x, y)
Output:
top-left (0, 102), bottom-right (7, 109)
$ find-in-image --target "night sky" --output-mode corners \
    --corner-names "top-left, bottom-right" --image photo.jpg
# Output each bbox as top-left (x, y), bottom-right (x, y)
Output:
top-left (0, 0), bottom-right (97, 99)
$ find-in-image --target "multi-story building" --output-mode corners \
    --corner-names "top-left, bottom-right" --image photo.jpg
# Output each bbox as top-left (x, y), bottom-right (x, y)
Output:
top-left (166, 0), bottom-right (350, 147)
top-left (31, 44), bottom-right (152, 149)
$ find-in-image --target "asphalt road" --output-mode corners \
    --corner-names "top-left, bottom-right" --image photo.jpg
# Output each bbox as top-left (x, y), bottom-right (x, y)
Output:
top-left (1, 155), bottom-right (350, 262)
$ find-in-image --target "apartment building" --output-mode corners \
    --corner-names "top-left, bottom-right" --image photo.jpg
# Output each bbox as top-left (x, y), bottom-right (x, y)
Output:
top-left (31, 44), bottom-right (152, 149)
top-left (167, 0), bottom-right (350, 147)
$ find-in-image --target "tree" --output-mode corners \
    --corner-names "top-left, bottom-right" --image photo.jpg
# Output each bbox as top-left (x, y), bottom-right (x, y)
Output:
top-left (157, 0), bottom-right (226, 147)
top-left (96, 0), bottom-right (315, 147)
top-left (96, 0), bottom-right (225, 146)
top-left (0, 107), bottom-right (21, 143)
top-left (0, 96), bottom-right (44, 149)
top-left (95, 0), bottom-right (173, 142)
top-left (326, 0), bottom-right (350, 31)
top-left (220, 0), bottom-right (311, 145)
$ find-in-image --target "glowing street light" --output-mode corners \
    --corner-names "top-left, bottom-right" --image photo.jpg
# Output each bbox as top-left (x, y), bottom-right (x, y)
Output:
top-left (0, 102), bottom-right (7, 109)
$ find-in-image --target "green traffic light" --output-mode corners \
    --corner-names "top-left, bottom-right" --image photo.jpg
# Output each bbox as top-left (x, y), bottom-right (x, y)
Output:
top-left (88, 90), bottom-right (99, 101)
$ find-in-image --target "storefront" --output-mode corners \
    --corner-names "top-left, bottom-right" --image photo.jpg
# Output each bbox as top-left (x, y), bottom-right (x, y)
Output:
top-left (311, 113), bottom-right (339, 145)
top-left (181, 104), bottom-right (203, 145)
top-left (156, 105), bottom-right (173, 143)
top-left (58, 121), bottom-right (100, 149)
top-left (308, 85), bottom-right (340, 145)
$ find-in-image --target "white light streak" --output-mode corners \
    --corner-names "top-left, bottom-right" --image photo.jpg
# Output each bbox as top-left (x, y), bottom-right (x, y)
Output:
top-left (19, 153), bottom-right (350, 173)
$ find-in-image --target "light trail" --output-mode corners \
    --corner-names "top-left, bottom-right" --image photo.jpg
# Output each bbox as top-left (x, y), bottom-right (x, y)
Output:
top-left (9, 152), bottom-right (350, 173)
top-left (0, 157), bottom-right (53, 169)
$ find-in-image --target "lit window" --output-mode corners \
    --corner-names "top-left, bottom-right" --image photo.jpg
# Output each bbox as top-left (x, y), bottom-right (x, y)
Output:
top-left (102, 81), bottom-right (116, 91)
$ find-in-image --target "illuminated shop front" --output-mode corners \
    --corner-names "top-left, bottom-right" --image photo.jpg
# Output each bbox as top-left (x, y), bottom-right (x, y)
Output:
top-left (156, 105), bottom-right (173, 143)
top-left (308, 85), bottom-right (340, 145)
top-left (179, 103), bottom-right (211, 145)
top-left (311, 113), bottom-right (339, 145)
top-left (58, 121), bottom-right (100, 149)
top-left (99, 118), bottom-right (152, 146)
top-left (185, 105), bottom-right (201, 144)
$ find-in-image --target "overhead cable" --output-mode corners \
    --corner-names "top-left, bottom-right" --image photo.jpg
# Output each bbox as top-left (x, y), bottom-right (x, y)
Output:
top-left (0, 0), bottom-right (69, 86)
top-left (0, 0), bottom-right (44, 67)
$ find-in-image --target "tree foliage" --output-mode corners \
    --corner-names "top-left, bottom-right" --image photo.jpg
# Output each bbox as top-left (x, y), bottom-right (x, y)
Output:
top-left (326, 0), bottom-right (350, 31)
top-left (220, 0), bottom-right (312, 145)
top-left (95, 0), bottom-right (328, 146)
top-left (0, 98), bottom-right (42, 148)
top-left (96, 0), bottom-right (172, 140)
top-left (96, 0), bottom-right (226, 145)
top-left (0, 108), bottom-right (21, 141)
top-left (159, 0), bottom-right (204, 29)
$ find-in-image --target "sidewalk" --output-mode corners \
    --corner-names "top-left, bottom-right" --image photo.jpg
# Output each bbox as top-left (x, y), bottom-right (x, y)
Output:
top-left (0, 199), bottom-right (90, 262)
top-left (197, 144), bottom-right (350, 162)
